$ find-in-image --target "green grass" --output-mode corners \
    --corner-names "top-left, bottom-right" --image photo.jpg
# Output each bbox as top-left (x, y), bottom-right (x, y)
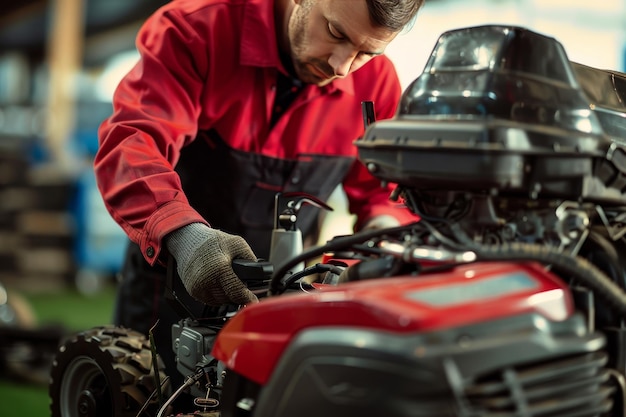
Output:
top-left (24, 285), bottom-right (117, 331)
top-left (0, 380), bottom-right (52, 417)
top-left (0, 284), bottom-right (117, 417)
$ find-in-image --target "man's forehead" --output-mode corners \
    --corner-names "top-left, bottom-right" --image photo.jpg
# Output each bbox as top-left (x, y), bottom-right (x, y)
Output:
top-left (320, 0), bottom-right (397, 48)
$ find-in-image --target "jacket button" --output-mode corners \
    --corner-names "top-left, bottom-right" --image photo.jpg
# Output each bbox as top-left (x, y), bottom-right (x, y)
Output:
top-left (291, 170), bottom-right (301, 184)
top-left (146, 246), bottom-right (155, 258)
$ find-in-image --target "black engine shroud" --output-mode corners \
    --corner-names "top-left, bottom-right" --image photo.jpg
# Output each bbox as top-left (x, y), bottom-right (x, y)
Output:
top-left (357, 25), bottom-right (626, 205)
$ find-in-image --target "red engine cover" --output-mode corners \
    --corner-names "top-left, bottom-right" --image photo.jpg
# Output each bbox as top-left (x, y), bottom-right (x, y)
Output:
top-left (212, 261), bottom-right (573, 385)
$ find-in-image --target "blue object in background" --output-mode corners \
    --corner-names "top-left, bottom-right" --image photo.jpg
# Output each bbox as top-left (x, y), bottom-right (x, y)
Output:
top-left (72, 165), bottom-right (127, 294)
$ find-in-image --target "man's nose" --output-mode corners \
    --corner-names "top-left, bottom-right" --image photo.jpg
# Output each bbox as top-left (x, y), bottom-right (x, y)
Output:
top-left (328, 45), bottom-right (357, 78)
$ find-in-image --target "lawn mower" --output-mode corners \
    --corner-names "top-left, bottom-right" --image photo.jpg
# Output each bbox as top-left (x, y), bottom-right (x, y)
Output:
top-left (49, 24), bottom-right (626, 417)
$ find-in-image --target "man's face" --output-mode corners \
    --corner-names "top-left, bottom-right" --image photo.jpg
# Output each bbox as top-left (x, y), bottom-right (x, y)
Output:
top-left (288, 0), bottom-right (398, 86)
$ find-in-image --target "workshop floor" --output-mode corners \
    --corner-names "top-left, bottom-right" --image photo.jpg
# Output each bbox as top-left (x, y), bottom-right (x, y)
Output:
top-left (0, 283), bottom-right (116, 417)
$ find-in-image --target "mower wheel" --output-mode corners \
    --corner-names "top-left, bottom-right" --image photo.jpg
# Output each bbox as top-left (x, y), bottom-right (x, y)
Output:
top-left (49, 325), bottom-right (169, 417)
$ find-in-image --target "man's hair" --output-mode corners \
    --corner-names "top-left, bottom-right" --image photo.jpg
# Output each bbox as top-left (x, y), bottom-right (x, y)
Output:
top-left (366, 0), bottom-right (424, 32)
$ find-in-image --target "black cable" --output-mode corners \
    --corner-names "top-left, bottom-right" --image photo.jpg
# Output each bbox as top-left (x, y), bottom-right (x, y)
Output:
top-left (268, 222), bottom-right (420, 295)
top-left (280, 263), bottom-right (345, 294)
top-left (136, 376), bottom-right (170, 417)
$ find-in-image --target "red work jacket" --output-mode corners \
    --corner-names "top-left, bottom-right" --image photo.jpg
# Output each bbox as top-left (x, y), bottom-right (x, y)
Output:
top-left (95, 0), bottom-right (416, 264)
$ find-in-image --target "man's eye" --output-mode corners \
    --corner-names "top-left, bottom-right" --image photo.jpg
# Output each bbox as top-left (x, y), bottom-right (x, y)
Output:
top-left (328, 23), bottom-right (344, 40)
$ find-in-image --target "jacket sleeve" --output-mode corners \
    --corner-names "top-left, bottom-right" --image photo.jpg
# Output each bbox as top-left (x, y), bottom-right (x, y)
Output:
top-left (94, 7), bottom-right (209, 264)
top-left (342, 56), bottom-right (419, 230)
top-left (345, 162), bottom-right (419, 231)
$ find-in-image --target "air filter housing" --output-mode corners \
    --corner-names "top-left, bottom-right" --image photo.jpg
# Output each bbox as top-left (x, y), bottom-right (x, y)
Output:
top-left (357, 25), bottom-right (626, 204)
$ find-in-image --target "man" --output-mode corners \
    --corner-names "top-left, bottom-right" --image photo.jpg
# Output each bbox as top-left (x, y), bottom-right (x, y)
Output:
top-left (95, 0), bottom-right (423, 387)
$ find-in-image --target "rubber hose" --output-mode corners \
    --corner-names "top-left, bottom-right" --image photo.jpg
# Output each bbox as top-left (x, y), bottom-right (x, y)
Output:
top-left (474, 241), bottom-right (626, 317)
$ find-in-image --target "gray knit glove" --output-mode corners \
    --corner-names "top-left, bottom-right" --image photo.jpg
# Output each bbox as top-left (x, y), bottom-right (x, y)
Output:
top-left (165, 223), bottom-right (258, 305)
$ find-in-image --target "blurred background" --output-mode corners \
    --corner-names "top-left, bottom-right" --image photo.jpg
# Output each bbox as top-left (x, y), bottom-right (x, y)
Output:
top-left (0, 0), bottom-right (624, 416)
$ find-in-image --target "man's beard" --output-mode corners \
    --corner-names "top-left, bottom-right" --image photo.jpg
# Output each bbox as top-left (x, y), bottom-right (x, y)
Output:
top-left (293, 58), bottom-right (335, 85)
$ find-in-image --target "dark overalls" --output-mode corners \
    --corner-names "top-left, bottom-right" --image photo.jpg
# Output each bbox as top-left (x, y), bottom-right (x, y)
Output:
top-left (113, 75), bottom-right (355, 390)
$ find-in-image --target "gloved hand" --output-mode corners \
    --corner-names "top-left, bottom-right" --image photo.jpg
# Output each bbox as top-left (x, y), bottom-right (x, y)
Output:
top-left (165, 223), bottom-right (258, 305)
